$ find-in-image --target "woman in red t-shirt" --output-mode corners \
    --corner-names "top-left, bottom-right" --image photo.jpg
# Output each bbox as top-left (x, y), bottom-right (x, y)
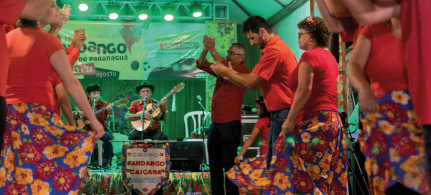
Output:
top-left (348, 16), bottom-right (430, 194)
top-left (1, 1), bottom-right (104, 194)
top-left (235, 96), bottom-right (270, 163)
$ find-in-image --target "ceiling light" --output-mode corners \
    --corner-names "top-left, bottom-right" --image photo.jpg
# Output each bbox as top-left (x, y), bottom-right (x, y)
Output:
top-left (163, 6), bottom-right (175, 21)
top-left (136, 6), bottom-right (149, 20)
top-left (78, 0), bottom-right (89, 11)
top-left (190, 2), bottom-right (203, 17)
top-left (108, 5), bottom-right (120, 20)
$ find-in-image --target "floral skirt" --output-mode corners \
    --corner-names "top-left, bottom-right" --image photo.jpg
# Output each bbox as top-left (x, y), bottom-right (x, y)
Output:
top-left (0, 103), bottom-right (96, 195)
top-left (358, 90), bottom-right (431, 194)
top-left (227, 110), bottom-right (348, 194)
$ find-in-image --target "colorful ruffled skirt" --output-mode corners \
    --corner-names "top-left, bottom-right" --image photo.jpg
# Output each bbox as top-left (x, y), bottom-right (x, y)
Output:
top-left (0, 103), bottom-right (96, 195)
top-left (358, 90), bottom-right (431, 194)
top-left (227, 110), bottom-right (348, 194)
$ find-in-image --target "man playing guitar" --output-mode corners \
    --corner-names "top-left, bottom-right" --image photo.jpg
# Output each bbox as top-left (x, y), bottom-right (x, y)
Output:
top-left (126, 81), bottom-right (168, 141)
top-left (77, 84), bottom-right (113, 167)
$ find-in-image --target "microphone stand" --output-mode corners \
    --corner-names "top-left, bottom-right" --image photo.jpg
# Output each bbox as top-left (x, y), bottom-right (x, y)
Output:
top-left (140, 97), bottom-right (147, 140)
top-left (198, 99), bottom-right (207, 169)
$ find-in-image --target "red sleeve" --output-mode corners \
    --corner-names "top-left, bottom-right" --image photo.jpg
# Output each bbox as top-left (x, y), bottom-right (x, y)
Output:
top-left (339, 17), bottom-right (356, 43)
top-left (359, 25), bottom-right (373, 40)
top-left (298, 50), bottom-right (317, 69)
top-left (254, 118), bottom-right (266, 130)
top-left (0, 0), bottom-right (27, 25)
top-left (66, 44), bottom-right (74, 53)
top-left (128, 102), bottom-right (137, 114)
top-left (45, 34), bottom-right (66, 57)
top-left (54, 78), bottom-right (62, 86)
top-left (67, 48), bottom-right (80, 66)
top-left (252, 48), bottom-right (281, 81)
top-left (197, 60), bottom-right (216, 76)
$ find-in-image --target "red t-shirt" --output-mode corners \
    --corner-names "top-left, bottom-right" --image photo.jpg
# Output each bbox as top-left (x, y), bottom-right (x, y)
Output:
top-left (252, 35), bottom-right (298, 112)
top-left (198, 59), bottom-right (249, 123)
top-left (401, 0), bottom-right (431, 124)
top-left (255, 117), bottom-right (270, 156)
top-left (78, 101), bottom-right (110, 125)
top-left (361, 23), bottom-right (407, 95)
top-left (0, 0), bottom-right (27, 97)
top-left (288, 48), bottom-right (339, 120)
top-left (129, 99), bottom-right (165, 131)
top-left (6, 27), bottom-right (65, 108)
top-left (339, 17), bottom-right (365, 46)
top-left (52, 44), bottom-right (81, 114)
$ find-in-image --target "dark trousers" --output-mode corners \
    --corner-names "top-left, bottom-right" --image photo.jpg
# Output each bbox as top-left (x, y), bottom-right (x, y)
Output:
top-left (423, 125), bottom-right (431, 186)
top-left (266, 109), bottom-right (290, 168)
top-left (128, 130), bottom-right (168, 141)
top-left (0, 97), bottom-right (5, 150)
top-left (208, 120), bottom-right (241, 195)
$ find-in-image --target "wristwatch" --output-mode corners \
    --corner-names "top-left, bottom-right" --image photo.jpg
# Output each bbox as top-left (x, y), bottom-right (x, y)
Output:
top-left (211, 50), bottom-right (217, 57)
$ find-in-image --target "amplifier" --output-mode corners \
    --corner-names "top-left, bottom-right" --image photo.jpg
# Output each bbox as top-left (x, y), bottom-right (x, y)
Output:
top-left (170, 141), bottom-right (204, 171)
top-left (241, 114), bottom-right (260, 147)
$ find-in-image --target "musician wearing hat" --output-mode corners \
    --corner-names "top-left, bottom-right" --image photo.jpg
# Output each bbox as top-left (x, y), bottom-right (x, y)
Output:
top-left (126, 81), bottom-right (168, 141)
top-left (77, 83), bottom-right (113, 167)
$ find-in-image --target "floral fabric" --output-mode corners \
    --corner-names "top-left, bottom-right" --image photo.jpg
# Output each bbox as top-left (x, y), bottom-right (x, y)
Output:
top-left (358, 90), bottom-right (431, 194)
top-left (227, 110), bottom-right (348, 194)
top-left (0, 103), bottom-right (96, 195)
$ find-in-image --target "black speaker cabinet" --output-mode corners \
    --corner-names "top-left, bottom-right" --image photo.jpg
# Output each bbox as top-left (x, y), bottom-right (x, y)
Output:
top-left (170, 141), bottom-right (204, 171)
top-left (241, 114), bottom-right (260, 147)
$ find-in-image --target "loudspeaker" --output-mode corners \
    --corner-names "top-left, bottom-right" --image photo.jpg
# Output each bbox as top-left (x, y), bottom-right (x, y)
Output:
top-left (170, 141), bottom-right (204, 171)
top-left (241, 114), bottom-right (260, 147)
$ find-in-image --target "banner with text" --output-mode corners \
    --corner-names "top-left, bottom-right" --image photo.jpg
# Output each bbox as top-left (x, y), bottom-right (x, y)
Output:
top-left (122, 143), bottom-right (170, 194)
top-left (58, 21), bottom-right (207, 80)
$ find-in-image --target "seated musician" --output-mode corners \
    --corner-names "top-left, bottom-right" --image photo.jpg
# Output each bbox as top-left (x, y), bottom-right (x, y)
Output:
top-left (126, 81), bottom-right (168, 140)
top-left (77, 84), bottom-right (113, 167)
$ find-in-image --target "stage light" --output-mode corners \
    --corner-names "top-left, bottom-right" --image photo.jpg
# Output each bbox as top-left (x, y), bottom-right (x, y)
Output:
top-left (163, 6), bottom-right (175, 21)
top-left (107, 5), bottom-right (120, 20)
top-left (78, 0), bottom-right (89, 11)
top-left (190, 2), bottom-right (203, 17)
top-left (136, 6), bottom-right (149, 20)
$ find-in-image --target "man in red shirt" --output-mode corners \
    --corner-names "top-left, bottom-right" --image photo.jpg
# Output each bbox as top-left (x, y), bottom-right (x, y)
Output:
top-left (77, 84), bottom-right (113, 167)
top-left (210, 15), bottom-right (298, 168)
top-left (0, 0), bottom-right (53, 150)
top-left (196, 35), bottom-right (249, 195)
top-left (126, 82), bottom-right (168, 141)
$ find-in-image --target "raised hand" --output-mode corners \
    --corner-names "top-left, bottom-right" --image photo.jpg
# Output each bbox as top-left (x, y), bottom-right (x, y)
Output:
top-left (68, 28), bottom-right (86, 49)
top-left (203, 35), bottom-right (216, 50)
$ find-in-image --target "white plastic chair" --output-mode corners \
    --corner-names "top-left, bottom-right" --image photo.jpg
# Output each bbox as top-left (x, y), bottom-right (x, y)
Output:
top-left (184, 111), bottom-right (211, 139)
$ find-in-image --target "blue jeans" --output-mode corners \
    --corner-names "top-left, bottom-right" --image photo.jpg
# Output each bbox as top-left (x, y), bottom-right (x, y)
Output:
top-left (266, 108), bottom-right (290, 168)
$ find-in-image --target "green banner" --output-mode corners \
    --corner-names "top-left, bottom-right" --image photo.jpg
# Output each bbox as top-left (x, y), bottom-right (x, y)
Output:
top-left (58, 21), bottom-right (208, 80)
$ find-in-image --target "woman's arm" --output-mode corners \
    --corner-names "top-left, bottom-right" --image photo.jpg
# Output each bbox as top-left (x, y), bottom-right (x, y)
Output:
top-left (282, 62), bottom-right (314, 136)
top-left (55, 83), bottom-right (75, 126)
top-left (50, 50), bottom-right (104, 139)
top-left (343, 0), bottom-right (400, 25)
top-left (235, 126), bottom-right (260, 163)
top-left (317, 0), bottom-right (345, 33)
top-left (347, 34), bottom-right (377, 113)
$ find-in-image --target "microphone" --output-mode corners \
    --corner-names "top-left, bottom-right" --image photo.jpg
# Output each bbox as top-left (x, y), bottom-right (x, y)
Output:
top-left (143, 96), bottom-right (148, 101)
top-left (197, 95), bottom-right (202, 102)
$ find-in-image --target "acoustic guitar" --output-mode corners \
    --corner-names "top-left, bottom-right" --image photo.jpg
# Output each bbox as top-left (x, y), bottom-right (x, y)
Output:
top-left (76, 99), bottom-right (127, 130)
top-left (131, 83), bottom-right (185, 131)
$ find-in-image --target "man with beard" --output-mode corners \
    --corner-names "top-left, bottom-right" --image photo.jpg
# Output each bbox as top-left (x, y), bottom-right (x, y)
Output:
top-left (210, 15), bottom-right (298, 168)
top-left (196, 35), bottom-right (249, 195)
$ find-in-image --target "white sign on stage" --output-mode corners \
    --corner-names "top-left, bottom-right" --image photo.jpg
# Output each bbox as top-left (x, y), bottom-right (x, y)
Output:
top-left (122, 143), bottom-right (170, 195)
